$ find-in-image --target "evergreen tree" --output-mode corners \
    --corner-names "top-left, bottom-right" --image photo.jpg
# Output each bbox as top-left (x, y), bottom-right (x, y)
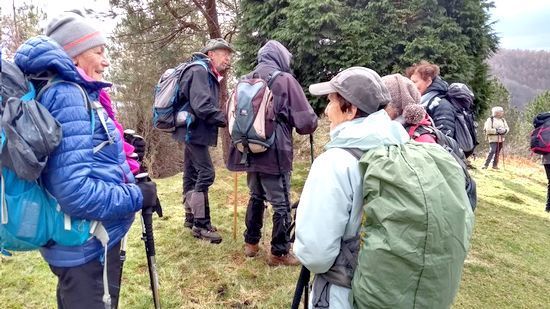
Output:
top-left (523, 91), bottom-right (550, 133)
top-left (237, 0), bottom-right (498, 114)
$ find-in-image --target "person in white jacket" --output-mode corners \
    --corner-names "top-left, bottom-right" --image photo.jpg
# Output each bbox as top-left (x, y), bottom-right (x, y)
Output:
top-left (294, 67), bottom-right (410, 308)
top-left (482, 106), bottom-right (509, 169)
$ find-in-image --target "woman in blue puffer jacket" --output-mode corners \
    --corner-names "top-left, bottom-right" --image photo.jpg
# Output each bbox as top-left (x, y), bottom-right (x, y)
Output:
top-left (14, 12), bottom-right (157, 309)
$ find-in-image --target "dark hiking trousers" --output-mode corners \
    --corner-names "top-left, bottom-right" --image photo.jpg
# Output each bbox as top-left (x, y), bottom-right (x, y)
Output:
top-left (244, 172), bottom-right (291, 256)
top-left (49, 242), bottom-right (122, 309)
top-left (545, 164), bottom-right (550, 207)
top-left (484, 142), bottom-right (503, 168)
top-left (183, 143), bottom-right (215, 227)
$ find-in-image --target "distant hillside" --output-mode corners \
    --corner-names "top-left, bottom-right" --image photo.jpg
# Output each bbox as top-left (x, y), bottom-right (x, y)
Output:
top-left (487, 49), bottom-right (550, 109)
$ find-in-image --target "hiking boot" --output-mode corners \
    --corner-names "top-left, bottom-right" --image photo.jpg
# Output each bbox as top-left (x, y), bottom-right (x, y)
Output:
top-left (267, 252), bottom-right (300, 267)
top-left (492, 166), bottom-right (499, 170)
top-left (192, 226), bottom-right (222, 244)
top-left (481, 165), bottom-right (488, 169)
top-left (545, 205), bottom-right (550, 213)
top-left (244, 243), bottom-right (260, 257)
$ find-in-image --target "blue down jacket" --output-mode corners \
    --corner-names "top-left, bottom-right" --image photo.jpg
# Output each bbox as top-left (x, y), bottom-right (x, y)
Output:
top-left (14, 36), bottom-right (143, 267)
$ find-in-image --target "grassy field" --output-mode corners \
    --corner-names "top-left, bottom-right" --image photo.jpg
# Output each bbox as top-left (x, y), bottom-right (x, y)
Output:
top-left (1, 154), bottom-right (550, 308)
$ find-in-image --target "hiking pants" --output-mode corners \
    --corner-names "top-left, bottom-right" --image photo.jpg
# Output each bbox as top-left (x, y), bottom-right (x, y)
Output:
top-left (545, 164), bottom-right (550, 207)
top-left (484, 142), bottom-right (503, 168)
top-left (49, 242), bottom-right (122, 309)
top-left (183, 143), bottom-right (215, 227)
top-left (244, 172), bottom-right (291, 256)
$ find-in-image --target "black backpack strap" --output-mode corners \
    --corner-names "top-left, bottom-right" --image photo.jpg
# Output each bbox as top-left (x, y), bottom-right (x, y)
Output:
top-left (412, 125), bottom-right (434, 139)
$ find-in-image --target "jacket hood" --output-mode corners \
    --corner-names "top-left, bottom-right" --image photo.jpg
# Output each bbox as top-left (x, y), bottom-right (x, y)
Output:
top-left (255, 40), bottom-right (292, 73)
top-left (14, 35), bottom-right (110, 92)
top-left (425, 75), bottom-right (448, 94)
top-left (326, 110), bottom-right (410, 151)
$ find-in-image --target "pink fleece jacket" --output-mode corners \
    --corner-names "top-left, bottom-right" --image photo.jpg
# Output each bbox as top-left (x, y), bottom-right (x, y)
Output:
top-left (77, 68), bottom-right (141, 174)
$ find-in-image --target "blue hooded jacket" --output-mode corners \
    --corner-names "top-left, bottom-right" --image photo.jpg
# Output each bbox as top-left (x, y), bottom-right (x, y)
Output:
top-left (14, 36), bottom-right (143, 267)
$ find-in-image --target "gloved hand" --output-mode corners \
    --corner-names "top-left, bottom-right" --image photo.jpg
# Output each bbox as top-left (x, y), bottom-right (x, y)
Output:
top-left (137, 180), bottom-right (158, 210)
top-left (496, 127), bottom-right (506, 134)
top-left (124, 129), bottom-right (146, 162)
top-left (209, 112), bottom-right (227, 128)
top-left (135, 173), bottom-right (163, 216)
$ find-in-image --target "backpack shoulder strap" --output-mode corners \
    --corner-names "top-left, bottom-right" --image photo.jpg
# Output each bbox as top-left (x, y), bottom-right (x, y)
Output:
top-left (266, 70), bottom-right (282, 87)
top-left (412, 124), bottom-right (434, 139)
top-left (429, 126), bottom-right (449, 148)
top-left (344, 147), bottom-right (363, 160)
top-left (36, 79), bottom-right (113, 153)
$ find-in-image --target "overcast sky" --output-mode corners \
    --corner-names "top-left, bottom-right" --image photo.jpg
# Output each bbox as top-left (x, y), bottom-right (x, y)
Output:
top-left (490, 0), bottom-right (550, 50)
top-left (3, 0), bottom-right (550, 51)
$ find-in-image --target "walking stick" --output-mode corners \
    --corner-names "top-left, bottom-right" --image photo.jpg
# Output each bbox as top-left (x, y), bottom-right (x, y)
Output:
top-left (233, 172), bottom-right (238, 240)
top-left (501, 140), bottom-right (505, 170)
top-left (136, 173), bottom-right (163, 309)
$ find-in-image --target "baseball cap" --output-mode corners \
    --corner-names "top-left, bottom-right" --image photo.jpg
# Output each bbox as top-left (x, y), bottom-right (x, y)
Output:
top-left (309, 67), bottom-right (391, 114)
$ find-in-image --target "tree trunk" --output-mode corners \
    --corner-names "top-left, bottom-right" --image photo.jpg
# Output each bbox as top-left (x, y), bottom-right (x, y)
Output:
top-left (197, 0), bottom-right (231, 163)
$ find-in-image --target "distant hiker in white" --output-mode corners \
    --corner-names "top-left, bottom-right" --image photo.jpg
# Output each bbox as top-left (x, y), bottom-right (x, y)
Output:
top-left (483, 106), bottom-right (509, 169)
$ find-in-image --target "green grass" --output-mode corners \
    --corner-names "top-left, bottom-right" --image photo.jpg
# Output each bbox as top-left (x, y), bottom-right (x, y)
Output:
top-left (2, 156), bottom-right (550, 308)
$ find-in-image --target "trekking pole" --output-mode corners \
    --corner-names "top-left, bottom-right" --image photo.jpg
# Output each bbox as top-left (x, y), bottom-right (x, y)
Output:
top-left (233, 172), bottom-right (238, 240)
top-left (494, 138), bottom-right (500, 169)
top-left (115, 233), bottom-right (129, 308)
top-left (501, 140), bottom-right (506, 170)
top-left (136, 173), bottom-right (163, 309)
top-left (291, 266), bottom-right (311, 309)
top-left (309, 134), bottom-right (314, 164)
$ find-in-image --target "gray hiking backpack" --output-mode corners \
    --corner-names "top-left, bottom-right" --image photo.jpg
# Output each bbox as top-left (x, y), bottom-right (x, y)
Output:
top-left (226, 71), bottom-right (282, 165)
top-left (152, 57), bottom-right (208, 133)
top-left (1, 59), bottom-right (109, 254)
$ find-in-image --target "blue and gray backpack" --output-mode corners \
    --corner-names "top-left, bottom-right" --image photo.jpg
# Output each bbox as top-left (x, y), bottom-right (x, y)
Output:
top-left (0, 59), bottom-right (109, 255)
top-left (226, 71), bottom-right (282, 165)
top-left (152, 55), bottom-right (208, 133)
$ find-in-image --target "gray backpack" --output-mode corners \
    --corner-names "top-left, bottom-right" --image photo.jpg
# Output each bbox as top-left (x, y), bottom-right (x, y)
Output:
top-left (152, 58), bottom-right (208, 132)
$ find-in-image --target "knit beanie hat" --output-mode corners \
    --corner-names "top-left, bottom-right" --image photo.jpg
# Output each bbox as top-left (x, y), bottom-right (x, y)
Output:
top-left (381, 73), bottom-right (421, 114)
top-left (45, 12), bottom-right (106, 58)
top-left (403, 104), bottom-right (427, 125)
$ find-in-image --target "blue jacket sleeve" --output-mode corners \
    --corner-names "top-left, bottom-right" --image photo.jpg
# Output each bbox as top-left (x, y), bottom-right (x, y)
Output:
top-left (40, 84), bottom-right (143, 221)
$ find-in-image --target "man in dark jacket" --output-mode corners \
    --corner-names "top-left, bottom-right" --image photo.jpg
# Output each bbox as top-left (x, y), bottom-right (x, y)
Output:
top-left (406, 60), bottom-right (456, 137)
top-left (226, 40), bottom-right (318, 266)
top-left (174, 38), bottom-right (232, 244)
